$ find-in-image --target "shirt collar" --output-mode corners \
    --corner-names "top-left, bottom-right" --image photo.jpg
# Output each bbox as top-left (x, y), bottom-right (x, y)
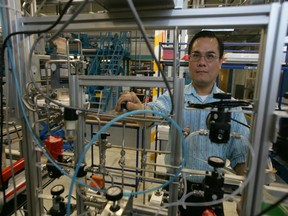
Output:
top-left (184, 82), bottom-right (218, 97)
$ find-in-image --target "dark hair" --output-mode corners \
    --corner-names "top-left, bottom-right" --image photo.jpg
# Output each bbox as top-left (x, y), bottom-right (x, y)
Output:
top-left (188, 30), bottom-right (224, 58)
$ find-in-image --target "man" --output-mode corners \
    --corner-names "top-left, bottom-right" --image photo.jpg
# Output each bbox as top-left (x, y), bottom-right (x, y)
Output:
top-left (116, 30), bottom-right (250, 215)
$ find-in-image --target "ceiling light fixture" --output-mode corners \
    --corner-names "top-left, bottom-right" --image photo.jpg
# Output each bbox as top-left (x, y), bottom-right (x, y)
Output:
top-left (202, 28), bottom-right (235, 32)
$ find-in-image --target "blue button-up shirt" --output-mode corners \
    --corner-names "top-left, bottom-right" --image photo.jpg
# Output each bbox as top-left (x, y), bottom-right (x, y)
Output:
top-left (148, 82), bottom-right (250, 182)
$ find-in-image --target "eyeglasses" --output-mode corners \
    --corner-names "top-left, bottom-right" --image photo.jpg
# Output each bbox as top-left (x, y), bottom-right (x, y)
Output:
top-left (189, 52), bottom-right (219, 63)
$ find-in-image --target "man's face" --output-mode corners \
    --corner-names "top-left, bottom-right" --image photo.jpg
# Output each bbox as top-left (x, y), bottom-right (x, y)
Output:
top-left (189, 37), bottom-right (223, 90)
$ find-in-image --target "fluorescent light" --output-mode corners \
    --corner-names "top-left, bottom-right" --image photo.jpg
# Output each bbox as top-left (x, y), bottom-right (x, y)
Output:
top-left (224, 53), bottom-right (259, 63)
top-left (202, 28), bottom-right (234, 31)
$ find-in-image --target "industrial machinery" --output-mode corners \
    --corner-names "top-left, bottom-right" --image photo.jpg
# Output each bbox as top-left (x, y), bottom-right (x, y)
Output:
top-left (1, 0), bottom-right (288, 216)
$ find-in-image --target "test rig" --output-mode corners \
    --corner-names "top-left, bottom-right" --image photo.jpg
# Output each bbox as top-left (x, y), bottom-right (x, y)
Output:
top-left (1, 1), bottom-right (288, 216)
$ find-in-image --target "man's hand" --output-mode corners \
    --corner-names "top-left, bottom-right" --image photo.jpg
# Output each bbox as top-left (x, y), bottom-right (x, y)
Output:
top-left (234, 163), bottom-right (246, 176)
top-left (115, 92), bottom-right (145, 112)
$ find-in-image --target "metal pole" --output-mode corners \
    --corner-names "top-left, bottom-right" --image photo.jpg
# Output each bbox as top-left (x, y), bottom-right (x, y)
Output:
top-left (168, 77), bottom-right (184, 216)
top-left (168, 27), bottom-right (184, 216)
top-left (241, 3), bottom-right (288, 215)
top-left (2, 1), bottom-right (43, 215)
top-left (70, 75), bottom-right (86, 214)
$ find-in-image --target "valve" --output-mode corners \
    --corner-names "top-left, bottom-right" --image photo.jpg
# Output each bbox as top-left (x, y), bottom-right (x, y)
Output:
top-left (49, 184), bottom-right (66, 216)
top-left (100, 132), bottom-right (110, 140)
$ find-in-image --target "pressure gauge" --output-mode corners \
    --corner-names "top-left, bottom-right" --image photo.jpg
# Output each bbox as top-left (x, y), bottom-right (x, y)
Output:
top-left (51, 184), bottom-right (65, 196)
top-left (105, 185), bottom-right (123, 202)
top-left (49, 184), bottom-right (66, 216)
top-left (208, 156), bottom-right (225, 168)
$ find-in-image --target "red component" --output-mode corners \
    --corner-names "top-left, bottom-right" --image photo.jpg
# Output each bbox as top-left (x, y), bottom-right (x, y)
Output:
top-left (0, 158), bottom-right (25, 187)
top-left (45, 136), bottom-right (64, 161)
top-left (89, 175), bottom-right (104, 189)
top-left (202, 208), bottom-right (217, 216)
top-left (6, 181), bottom-right (26, 201)
top-left (181, 54), bottom-right (190, 61)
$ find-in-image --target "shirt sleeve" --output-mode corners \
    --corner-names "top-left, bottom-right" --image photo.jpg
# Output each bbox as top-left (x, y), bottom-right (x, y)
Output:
top-left (227, 108), bottom-right (250, 169)
top-left (147, 91), bottom-right (172, 115)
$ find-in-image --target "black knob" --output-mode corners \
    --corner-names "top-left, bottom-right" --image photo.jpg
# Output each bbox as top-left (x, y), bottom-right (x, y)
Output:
top-left (101, 132), bottom-right (110, 139)
top-left (76, 163), bottom-right (87, 177)
top-left (120, 102), bottom-right (128, 111)
top-left (64, 107), bottom-right (78, 121)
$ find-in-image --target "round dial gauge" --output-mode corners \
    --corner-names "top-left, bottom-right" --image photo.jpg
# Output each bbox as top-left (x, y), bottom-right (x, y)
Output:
top-left (51, 184), bottom-right (65, 196)
top-left (208, 156), bottom-right (225, 168)
top-left (105, 186), bottom-right (123, 201)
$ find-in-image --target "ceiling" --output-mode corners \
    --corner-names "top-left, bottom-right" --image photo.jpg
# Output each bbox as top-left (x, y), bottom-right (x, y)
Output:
top-left (31, 0), bottom-right (263, 50)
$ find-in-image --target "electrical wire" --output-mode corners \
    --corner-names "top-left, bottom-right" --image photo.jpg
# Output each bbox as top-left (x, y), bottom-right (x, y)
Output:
top-left (126, 0), bottom-right (174, 115)
top-left (231, 117), bottom-right (250, 129)
top-left (5, 86), bottom-right (19, 215)
top-left (255, 193), bottom-right (288, 216)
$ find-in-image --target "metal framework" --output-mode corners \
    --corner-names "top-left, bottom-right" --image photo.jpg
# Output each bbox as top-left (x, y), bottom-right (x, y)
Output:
top-left (19, 5), bottom-right (273, 32)
top-left (2, 1), bottom-right (288, 215)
